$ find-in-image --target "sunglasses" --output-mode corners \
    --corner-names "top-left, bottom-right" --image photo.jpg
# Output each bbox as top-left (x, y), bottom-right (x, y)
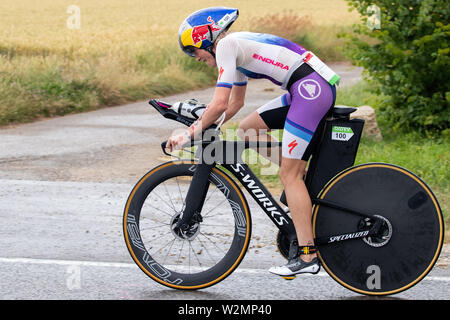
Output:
top-left (184, 46), bottom-right (196, 56)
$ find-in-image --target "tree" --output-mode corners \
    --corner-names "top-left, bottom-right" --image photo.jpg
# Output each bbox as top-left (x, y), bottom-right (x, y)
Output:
top-left (342, 0), bottom-right (449, 135)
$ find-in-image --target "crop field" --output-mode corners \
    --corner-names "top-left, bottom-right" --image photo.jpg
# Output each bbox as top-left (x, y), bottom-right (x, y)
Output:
top-left (0, 0), bottom-right (359, 124)
top-left (0, 0), bottom-right (359, 52)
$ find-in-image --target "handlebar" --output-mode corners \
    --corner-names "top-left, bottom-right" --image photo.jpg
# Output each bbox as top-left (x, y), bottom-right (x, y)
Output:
top-left (149, 98), bottom-right (218, 128)
top-left (152, 98), bottom-right (282, 158)
top-left (161, 141), bottom-right (170, 156)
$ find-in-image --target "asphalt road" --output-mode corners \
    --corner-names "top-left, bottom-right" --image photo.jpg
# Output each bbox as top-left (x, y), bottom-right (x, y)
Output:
top-left (0, 63), bottom-right (448, 300)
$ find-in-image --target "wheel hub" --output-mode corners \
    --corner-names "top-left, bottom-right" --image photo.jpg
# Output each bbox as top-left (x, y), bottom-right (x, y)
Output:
top-left (361, 215), bottom-right (393, 247)
top-left (170, 212), bottom-right (200, 241)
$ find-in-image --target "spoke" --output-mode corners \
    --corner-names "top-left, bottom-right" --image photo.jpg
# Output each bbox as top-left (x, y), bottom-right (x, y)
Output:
top-left (202, 184), bottom-right (219, 208)
top-left (176, 240), bottom-right (185, 273)
top-left (162, 238), bottom-right (177, 266)
top-left (162, 181), bottom-right (178, 212)
top-left (142, 229), bottom-right (173, 248)
top-left (202, 198), bottom-right (228, 219)
top-left (142, 201), bottom-right (174, 219)
top-left (188, 240), bottom-right (205, 273)
top-left (151, 236), bottom-right (177, 257)
top-left (200, 223), bottom-right (229, 228)
top-left (148, 190), bottom-right (178, 216)
top-left (188, 239), bottom-right (191, 273)
top-left (195, 235), bottom-right (218, 267)
top-left (198, 232), bottom-right (227, 255)
top-left (139, 222), bottom-right (170, 231)
top-left (202, 212), bottom-right (229, 219)
top-left (175, 176), bottom-right (187, 206)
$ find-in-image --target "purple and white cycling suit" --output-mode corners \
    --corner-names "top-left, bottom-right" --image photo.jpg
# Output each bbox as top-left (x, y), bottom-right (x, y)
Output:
top-left (215, 32), bottom-right (336, 160)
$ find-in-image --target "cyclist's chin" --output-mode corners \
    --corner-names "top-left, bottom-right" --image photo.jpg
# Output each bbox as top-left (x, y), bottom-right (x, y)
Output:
top-left (206, 60), bottom-right (216, 67)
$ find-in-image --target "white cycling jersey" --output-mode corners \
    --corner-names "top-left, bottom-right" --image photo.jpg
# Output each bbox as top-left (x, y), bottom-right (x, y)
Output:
top-left (215, 32), bottom-right (308, 90)
top-left (214, 31), bottom-right (337, 162)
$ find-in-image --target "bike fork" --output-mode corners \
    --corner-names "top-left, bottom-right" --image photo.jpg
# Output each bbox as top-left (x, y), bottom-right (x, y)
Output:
top-left (175, 163), bottom-right (215, 231)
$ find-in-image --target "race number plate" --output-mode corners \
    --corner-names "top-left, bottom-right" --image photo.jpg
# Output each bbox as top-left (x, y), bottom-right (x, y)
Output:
top-left (331, 126), bottom-right (354, 141)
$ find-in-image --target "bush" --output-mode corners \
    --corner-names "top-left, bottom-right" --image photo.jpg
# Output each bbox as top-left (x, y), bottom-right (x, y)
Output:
top-left (341, 0), bottom-right (450, 135)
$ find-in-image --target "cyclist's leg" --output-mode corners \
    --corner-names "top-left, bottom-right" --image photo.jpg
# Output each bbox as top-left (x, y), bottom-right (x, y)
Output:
top-left (280, 73), bottom-right (336, 263)
top-left (280, 158), bottom-right (316, 260)
top-left (238, 94), bottom-right (290, 166)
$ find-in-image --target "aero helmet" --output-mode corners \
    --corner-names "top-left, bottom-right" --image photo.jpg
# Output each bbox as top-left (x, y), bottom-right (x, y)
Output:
top-left (178, 7), bottom-right (239, 57)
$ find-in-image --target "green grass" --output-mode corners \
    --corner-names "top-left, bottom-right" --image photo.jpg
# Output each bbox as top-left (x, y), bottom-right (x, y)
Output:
top-left (335, 80), bottom-right (383, 107)
top-left (0, 48), bottom-right (218, 125)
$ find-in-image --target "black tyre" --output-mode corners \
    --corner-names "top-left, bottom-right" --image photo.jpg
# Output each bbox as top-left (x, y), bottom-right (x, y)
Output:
top-left (123, 160), bottom-right (251, 289)
top-left (313, 163), bottom-right (444, 296)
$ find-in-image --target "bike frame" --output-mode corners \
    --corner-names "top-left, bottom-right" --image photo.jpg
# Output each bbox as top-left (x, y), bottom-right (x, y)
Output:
top-left (151, 99), bottom-right (384, 246)
top-left (169, 138), bottom-right (384, 247)
top-left (223, 161), bottom-right (298, 242)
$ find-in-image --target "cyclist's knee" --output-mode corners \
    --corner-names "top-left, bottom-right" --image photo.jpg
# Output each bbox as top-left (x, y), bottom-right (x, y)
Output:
top-left (237, 124), bottom-right (249, 140)
top-left (280, 169), bottom-right (303, 186)
top-left (279, 160), bottom-right (307, 186)
top-left (238, 122), bottom-right (259, 141)
top-left (238, 112), bottom-right (269, 140)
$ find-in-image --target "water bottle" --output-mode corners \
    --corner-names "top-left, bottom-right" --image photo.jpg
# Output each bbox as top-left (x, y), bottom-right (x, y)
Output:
top-left (171, 99), bottom-right (207, 119)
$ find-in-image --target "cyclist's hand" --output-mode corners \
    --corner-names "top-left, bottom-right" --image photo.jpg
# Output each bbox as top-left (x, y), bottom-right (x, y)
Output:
top-left (166, 130), bottom-right (191, 152)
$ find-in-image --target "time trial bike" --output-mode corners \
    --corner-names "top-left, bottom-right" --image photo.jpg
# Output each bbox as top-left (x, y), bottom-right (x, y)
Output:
top-left (123, 99), bottom-right (444, 296)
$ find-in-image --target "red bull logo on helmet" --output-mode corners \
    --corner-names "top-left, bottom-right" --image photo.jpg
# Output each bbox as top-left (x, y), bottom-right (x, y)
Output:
top-left (191, 16), bottom-right (221, 45)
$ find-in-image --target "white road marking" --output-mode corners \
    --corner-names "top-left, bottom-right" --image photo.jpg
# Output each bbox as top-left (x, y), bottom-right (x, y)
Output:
top-left (0, 257), bottom-right (448, 281)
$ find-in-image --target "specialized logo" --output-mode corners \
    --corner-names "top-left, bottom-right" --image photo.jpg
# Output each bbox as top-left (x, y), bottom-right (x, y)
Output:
top-left (252, 53), bottom-right (289, 70)
top-left (218, 66), bottom-right (225, 80)
top-left (191, 16), bottom-right (221, 45)
top-left (298, 79), bottom-right (321, 100)
top-left (328, 231), bottom-right (369, 243)
top-left (288, 140), bottom-right (298, 155)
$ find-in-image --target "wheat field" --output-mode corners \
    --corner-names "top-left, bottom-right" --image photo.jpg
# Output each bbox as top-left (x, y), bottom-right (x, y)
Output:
top-left (0, 0), bottom-right (359, 52)
top-left (0, 0), bottom-right (360, 124)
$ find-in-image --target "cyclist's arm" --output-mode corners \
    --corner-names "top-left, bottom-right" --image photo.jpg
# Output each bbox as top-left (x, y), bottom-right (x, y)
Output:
top-left (221, 68), bottom-right (247, 123)
top-left (188, 36), bottom-right (243, 137)
top-left (187, 86), bottom-right (231, 138)
top-left (222, 84), bottom-right (246, 123)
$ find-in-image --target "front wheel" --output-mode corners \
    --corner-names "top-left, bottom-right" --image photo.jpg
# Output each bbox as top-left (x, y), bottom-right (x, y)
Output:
top-left (313, 163), bottom-right (444, 296)
top-left (123, 160), bottom-right (251, 290)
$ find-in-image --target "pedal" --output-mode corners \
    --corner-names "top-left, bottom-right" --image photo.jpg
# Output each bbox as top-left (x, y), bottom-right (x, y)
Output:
top-left (282, 276), bottom-right (296, 280)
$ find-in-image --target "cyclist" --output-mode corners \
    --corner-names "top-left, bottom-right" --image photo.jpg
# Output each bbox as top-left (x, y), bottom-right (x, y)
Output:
top-left (166, 7), bottom-right (338, 277)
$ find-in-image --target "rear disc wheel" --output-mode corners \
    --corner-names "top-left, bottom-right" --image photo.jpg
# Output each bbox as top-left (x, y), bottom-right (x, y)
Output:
top-left (313, 163), bottom-right (444, 296)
